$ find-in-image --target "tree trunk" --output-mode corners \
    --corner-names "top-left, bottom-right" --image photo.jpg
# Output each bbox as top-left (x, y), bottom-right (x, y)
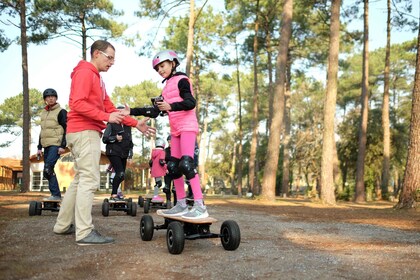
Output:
top-left (248, 0), bottom-right (260, 195)
top-left (395, 22), bottom-right (420, 209)
top-left (261, 0), bottom-right (293, 200)
top-left (266, 19), bottom-right (274, 136)
top-left (333, 139), bottom-right (342, 193)
top-left (198, 90), bottom-right (208, 187)
top-left (80, 12), bottom-right (87, 60)
top-left (381, 0), bottom-right (391, 199)
top-left (20, 0), bottom-right (30, 193)
top-left (186, 0), bottom-right (195, 77)
top-left (282, 60), bottom-right (292, 197)
top-left (355, 0), bottom-right (369, 203)
top-left (320, 0), bottom-right (341, 205)
top-left (235, 38), bottom-right (243, 197)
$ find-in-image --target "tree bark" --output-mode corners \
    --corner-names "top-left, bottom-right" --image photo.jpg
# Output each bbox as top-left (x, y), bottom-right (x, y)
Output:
top-left (248, 0), bottom-right (260, 195)
top-left (355, 0), bottom-right (369, 203)
top-left (261, 0), bottom-right (293, 200)
top-left (320, 0), bottom-right (341, 205)
top-left (381, 0), bottom-right (391, 199)
top-left (395, 21), bottom-right (420, 209)
top-left (282, 60), bottom-right (292, 197)
top-left (20, 0), bottom-right (30, 193)
top-left (235, 38), bottom-right (244, 197)
top-left (186, 0), bottom-right (195, 77)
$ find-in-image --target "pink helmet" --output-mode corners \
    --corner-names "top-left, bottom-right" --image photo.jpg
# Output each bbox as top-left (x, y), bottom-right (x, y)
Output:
top-left (152, 50), bottom-right (180, 70)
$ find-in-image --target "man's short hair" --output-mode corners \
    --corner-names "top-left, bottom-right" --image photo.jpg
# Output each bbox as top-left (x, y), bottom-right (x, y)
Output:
top-left (90, 40), bottom-right (115, 56)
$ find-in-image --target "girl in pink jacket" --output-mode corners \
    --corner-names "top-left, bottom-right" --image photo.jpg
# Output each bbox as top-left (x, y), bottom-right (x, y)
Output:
top-left (149, 138), bottom-right (167, 202)
top-left (152, 50), bottom-right (208, 219)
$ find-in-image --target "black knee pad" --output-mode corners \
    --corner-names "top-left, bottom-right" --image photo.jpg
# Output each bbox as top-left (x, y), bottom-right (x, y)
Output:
top-left (116, 171), bottom-right (125, 182)
top-left (179, 155), bottom-right (197, 180)
top-left (167, 157), bottom-right (182, 179)
top-left (163, 186), bottom-right (170, 194)
top-left (155, 180), bottom-right (162, 188)
top-left (43, 166), bottom-right (55, 180)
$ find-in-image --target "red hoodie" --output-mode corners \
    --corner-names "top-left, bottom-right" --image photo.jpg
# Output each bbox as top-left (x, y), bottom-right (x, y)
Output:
top-left (67, 60), bottom-right (138, 133)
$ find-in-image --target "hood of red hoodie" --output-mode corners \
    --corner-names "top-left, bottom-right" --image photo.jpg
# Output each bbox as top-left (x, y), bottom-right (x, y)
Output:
top-left (71, 60), bottom-right (99, 79)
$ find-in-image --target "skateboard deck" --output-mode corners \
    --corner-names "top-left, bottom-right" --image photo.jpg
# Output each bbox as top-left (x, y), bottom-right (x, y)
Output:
top-left (156, 210), bottom-right (217, 224)
top-left (43, 199), bottom-right (61, 203)
top-left (109, 200), bottom-right (127, 204)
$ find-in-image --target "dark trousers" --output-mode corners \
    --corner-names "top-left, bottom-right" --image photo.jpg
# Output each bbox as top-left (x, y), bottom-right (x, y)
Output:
top-left (108, 155), bottom-right (127, 195)
top-left (164, 175), bottom-right (176, 204)
top-left (44, 146), bottom-right (61, 197)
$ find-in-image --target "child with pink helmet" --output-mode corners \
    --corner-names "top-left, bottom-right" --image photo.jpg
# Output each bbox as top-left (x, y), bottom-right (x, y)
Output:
top-left (152, 50), bottom-right (208, 219)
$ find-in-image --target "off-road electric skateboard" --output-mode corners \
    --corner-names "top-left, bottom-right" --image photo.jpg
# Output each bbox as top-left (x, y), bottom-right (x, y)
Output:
top-left (102, 197), bottom-right (137, 217)
top-left (28, 199), bottom-right (60, 216)
top-left (138, 194), bottom-right (171, 213)
top-left (139, 210), bottom-right (241, 254)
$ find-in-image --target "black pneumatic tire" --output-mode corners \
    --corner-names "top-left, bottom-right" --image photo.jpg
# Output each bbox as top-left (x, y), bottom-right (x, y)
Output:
top-left (166, 221), bottom-right (185, 255)
top-left (130, 202), bottom-right (137, 217)
top-left (138, 196), bottom-right (144, 207)
top-left (140, 215), bottom-right (154, 241)
top-left (102, 201), bottom-right (110, 217)
top-left (29, 201), bottom-right (37, 216)
top-left (144, 200), bottom-right (150, 213)
top-left (36, 202), bottom-right (42, 215)
top-left (220, 220), bottom-right (241, 251)
top-left (127, 201), bottom-right (133, 215)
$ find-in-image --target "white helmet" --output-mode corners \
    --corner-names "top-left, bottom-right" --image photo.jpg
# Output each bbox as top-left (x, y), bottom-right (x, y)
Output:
top-left (152, 50), bottom-right (180, 70)
top-left (155, 138), bottom-right (166, 148)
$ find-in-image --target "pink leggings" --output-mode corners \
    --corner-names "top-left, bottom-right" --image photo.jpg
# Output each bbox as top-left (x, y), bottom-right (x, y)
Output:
top-left (170, 131), bottom-right (203, 200)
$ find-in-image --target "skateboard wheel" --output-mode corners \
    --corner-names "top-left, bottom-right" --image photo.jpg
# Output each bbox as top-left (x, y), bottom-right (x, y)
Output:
top-left (140, 215), bottom-right (154, 241)
top-left (166, 221), bottom-right (185, 255)
top-left (138, 196), bottom-right (144, 207)
top-left (144, 199), bottom-right (150, 214)
top-left (102, 201), bottom-right (110, 217)
top-left (36, 202), bottom-right (42, 215)
top-left (127, 201), bottom-right (132, 215)
top-left (29, 201), bottom-right (37, 216)
top-left (220, 220), bottom-right (241, 251)
top-left (130, 202), bottom-right (137, 217)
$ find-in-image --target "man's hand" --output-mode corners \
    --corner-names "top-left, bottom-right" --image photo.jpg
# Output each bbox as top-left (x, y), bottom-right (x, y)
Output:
top-left (108, 111), bottom-right (125, 124)
top-left (119, 104), bottom-right (130, 116)
top-left (136, 118), bottom-right (156, 138)
top-left (58, 148), bottom-right (66, 155)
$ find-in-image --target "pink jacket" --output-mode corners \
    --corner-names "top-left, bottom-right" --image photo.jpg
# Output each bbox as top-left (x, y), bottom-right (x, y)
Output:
top-left (162, 74), bottom-right (199, 136)
top-left (150, 148), bottom-right (167, 177)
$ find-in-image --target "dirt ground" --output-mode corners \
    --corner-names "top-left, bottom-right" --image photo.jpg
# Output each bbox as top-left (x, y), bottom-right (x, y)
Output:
top-left (0, 191), bottom-right (419, 280)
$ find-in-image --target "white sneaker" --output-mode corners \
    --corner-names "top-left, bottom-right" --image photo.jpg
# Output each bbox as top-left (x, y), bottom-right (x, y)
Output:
top-left (160, 204), bottom-right (188, 216)
top-left (181, 205), bottom-right (209, 220)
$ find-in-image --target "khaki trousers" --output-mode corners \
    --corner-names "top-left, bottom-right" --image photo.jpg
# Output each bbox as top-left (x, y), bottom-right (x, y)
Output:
top-left (53, 130), bottom-right (101, 241)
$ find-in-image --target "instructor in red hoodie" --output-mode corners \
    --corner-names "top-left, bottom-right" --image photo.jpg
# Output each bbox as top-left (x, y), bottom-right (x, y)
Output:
top-left (53, 40), bottom-right (155, 245)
